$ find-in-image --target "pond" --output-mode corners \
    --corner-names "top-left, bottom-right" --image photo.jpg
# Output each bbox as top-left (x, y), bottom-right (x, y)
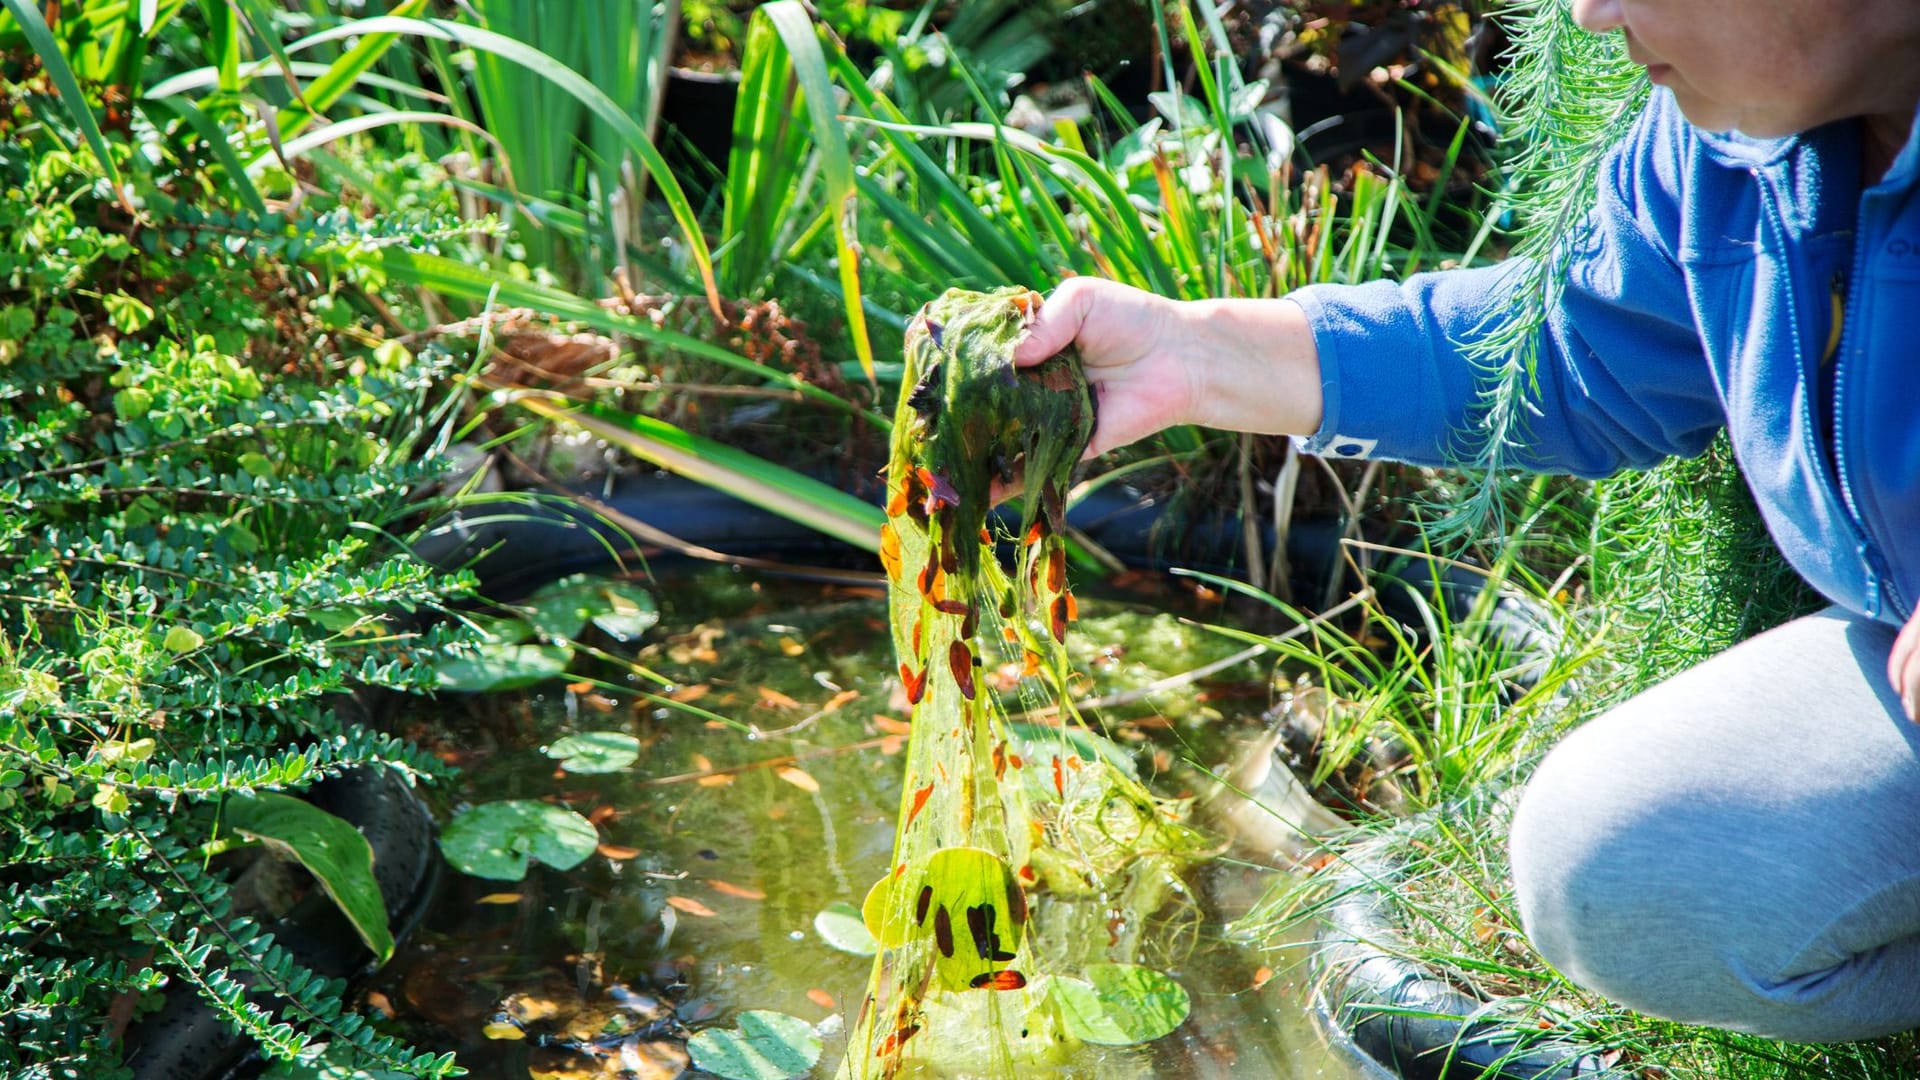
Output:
top-left (371, 565), bottom-right (1384, 1080)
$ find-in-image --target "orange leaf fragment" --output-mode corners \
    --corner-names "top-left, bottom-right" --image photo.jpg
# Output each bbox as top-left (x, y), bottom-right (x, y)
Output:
top-left (1252, 966), bottom-right (1275, 990)
top-left (666, 895), bottom-right (718, 917)
top-left (669, 684), bottom-right (710, 703)
top-left (707, 879), bottom-right (766, 900)
top-left (758, 686), bottom-right (802, 710)
top-left (776, 766), bottom-right (821, 793)
top-left (970, 970), bottom-right (1028, 991)
top-left (476, 892), bottom-right (523, 905)
top-left (822, 689), bottom-right (860, 713)
top-left (566, 680), bottom-right (595, 693)
top-left (873, 715), bottom-right (913, 735)
top-left (878, 734), bottom-right (907, 755)
top-left (905, 782), bottom-right (936, 828)
top-left (900, 663), bottom-right (927, 705)
top-left (879, 522), bottom-right (902, 582)
top-left (697, 774), bottom-right (735, 788)
top-left (807, 988), bottom-right (836, 1010)
top-left (597, 843), bottom-right (642, 860)
top-left (691, 753), bottom-right (714, 772)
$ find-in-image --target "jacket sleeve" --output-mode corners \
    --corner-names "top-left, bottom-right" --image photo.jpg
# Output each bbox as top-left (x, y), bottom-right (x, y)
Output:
top-left (1291, 93), bottom-right (1726, 478)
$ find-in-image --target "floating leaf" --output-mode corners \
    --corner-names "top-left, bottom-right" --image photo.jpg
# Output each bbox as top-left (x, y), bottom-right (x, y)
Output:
top-left (434, 643), bottom-right (573, 692)
top-left (544, 731), bottom-right (641, 774)
top-left (666, 895), bottom-right (717, 917)
top-left (225, 792), bottom-right (394, 963)
top-left (757, 686), bottom-right (802, 710)
top-left (686, 1010), bottom-right (822, 1080)
top-left (463, 612), bottom-right (535, 644)
top-left (813, 901), bottom-right (878, 956)
top-left (439, 800), bottom-right (599, 881)
top-left (708, 879), bottom-right (766, 900)
top-left (521, 573), bottom-right (659, 642)
top-left (774, 766), bottom-right (819, 793)
top-left (1047, 963), bottom-right (1190, 1046)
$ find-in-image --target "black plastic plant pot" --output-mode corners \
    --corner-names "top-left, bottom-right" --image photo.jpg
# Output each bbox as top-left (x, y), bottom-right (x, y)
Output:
top-left (1312, 843), bottom-right (1625, 1080)
top-left (120, 763), bottom-right (442, 1080)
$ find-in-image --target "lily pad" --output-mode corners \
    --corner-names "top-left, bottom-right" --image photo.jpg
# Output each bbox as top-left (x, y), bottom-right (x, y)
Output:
top-left (439, 799), bottom-right (599, 881)
top-left (522, 574), bottom-right (660, 642)
top-left (434, 643), bottom-right (573, 692)
top-left (813, 901), bottom-right (878, 956)
top-left (1048, 962), bottom-right (1190, 1046)
top-left (686, 1010), bottom-right (821, 1080)
top-left (225, 792), bottom-right (393, 963)
top-left (544, 731), bottom-right (641, 774)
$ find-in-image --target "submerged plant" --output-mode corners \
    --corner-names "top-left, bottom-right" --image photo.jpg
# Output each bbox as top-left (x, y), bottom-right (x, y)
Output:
top-left (846, 288), bottom-right (1209, 1076)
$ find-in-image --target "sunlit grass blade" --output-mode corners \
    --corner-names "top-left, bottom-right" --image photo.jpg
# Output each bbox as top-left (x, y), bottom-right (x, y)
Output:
top-left (759, 1), bottom-right (873, 382)
top-left (285, 14), bottom-right (723, 317)
top-left (826, 48), bottom-right (1040, 284)
top-left (145, 59), bottom-right (443, 102)
top-left (137, 95), bottom-right (266, 214)
top-left (272, 0), bottom-right (429, 142)
top-left (720, 4), bottom-right (811, 295)
top-left (1, 0), bottom-right (129, 209)
top-left (511, 394), bottom-right (885, 554)
top-left (248, 109), bottom-right (502, 175)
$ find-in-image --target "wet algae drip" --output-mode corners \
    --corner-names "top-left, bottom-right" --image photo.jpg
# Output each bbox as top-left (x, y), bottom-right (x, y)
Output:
top-left (846, 288), bottom-right (1191, 1077)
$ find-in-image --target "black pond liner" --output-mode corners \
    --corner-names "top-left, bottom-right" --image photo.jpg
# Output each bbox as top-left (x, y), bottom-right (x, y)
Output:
top-left (1312, 842), bottom-right (1626, 1080)
top-left (407, 469), bottom-right (1558, 661)
top-left (121, 760), bottom-right (443, 1080)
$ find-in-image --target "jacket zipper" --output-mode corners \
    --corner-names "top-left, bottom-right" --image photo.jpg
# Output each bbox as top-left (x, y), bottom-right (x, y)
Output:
top-left (1825, 190), bottom-right (1903, 618)
top-left (1765, 179), bottom-right (1887, 619)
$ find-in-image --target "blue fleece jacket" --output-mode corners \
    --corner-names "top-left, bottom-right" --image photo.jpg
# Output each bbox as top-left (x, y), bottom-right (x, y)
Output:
top-left (1292, 89), bottom-right (1920, 627)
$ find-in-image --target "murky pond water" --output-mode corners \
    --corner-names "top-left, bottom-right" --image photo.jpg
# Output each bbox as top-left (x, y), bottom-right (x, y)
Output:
top-left (376, 566), bottom-right (1384, 1080)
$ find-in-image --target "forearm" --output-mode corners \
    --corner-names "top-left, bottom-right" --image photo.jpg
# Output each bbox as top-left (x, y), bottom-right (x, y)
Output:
top-left (1176, 297), bottom-right (1324, 438)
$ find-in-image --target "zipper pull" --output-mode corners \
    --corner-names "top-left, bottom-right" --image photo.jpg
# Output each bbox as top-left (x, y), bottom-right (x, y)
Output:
top-left (1861, 543), bottom-right (1885, 619)
top-left (1822, 271), bottom-right (1846, 367)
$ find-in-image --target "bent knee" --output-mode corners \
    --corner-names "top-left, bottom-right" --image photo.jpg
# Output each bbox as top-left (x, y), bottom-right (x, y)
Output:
top-left (1506, 735), bottom-right (1920, 1042)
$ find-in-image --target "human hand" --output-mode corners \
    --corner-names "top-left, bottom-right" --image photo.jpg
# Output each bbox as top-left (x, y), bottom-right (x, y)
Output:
top-left (1010, 277), bottom-right (1201, 460)
top-left (1011, 278), bottom-right (1325, 462)
top-left (1892, 605), bottom-right (1920, 722)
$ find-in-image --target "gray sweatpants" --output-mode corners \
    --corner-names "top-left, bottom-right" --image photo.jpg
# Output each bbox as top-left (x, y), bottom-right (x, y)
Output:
top-left (1509, 608), bottom-right (1920, 1043)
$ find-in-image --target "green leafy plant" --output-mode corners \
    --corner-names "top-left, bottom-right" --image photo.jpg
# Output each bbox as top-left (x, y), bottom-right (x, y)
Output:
top-left (437, 799), bottom-right (600, 881)
top-left (0, 20), bottom-right (489, 1077)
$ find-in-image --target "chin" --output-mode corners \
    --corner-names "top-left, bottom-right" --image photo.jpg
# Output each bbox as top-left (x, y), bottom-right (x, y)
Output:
top-left (1674, 98), bottom-right (1804, 139)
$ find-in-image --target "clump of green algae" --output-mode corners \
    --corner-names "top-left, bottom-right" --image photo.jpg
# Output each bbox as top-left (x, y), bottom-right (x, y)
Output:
top-left (843, 288), bottom-right (1211, 1077)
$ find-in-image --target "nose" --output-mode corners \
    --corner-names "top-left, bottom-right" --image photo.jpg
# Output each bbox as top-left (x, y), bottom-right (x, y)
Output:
top-left (1571, 0), bottom-right (1625, 33)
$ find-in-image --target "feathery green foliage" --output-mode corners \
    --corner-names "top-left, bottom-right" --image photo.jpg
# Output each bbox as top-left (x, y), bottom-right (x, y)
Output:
top-left (1438, 0), bottom-right (1649, 538)
top-left (0, 27), bottom-right (478, 1078)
